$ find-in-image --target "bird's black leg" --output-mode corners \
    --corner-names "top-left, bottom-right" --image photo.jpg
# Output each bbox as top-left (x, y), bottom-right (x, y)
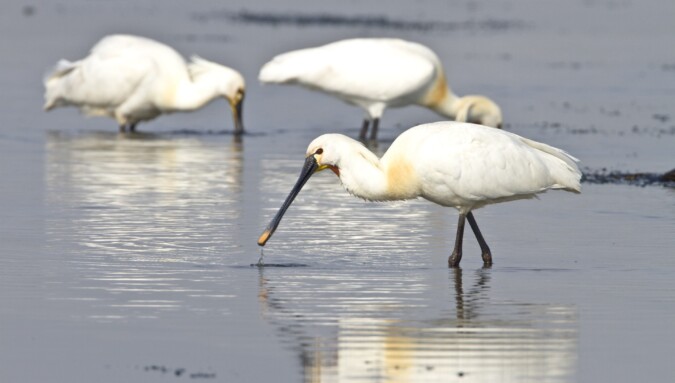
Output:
top-left (129, 123), bottom-right (137, 133)
top-left (359, 119), bottom-right (370, 140)
top-left (467, 212), bottom-right (493, 266)
top-left (369, 118), bottom-right (380, 141)
top-left (449, 213), bottom-right (466, 268)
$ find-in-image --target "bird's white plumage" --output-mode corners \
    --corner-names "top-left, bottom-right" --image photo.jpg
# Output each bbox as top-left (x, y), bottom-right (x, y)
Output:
top-left (261, 39), bottom-right (436, 114)
top-left (308, 121), bottom-right (581, 212)
top-left (259, 38), bottom-right (503, 135)
top-left (259, 121), bottom-right (581, 265)
top-left (44, 34), bottom-right (245, 131)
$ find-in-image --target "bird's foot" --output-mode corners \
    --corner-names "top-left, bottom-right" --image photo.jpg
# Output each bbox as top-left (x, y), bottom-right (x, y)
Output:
top-left (448, 252), bottom-right (462, 268)
top-left (481, 252), bottom-right (492, 267)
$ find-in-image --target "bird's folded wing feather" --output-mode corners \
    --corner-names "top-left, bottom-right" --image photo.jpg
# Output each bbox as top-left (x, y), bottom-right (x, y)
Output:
top-left (263, 42), bottom-right (437, 101)
top-left (414, 124), bottom-right (581, 201)
top-left (58, 52), bottom-right (154, 108)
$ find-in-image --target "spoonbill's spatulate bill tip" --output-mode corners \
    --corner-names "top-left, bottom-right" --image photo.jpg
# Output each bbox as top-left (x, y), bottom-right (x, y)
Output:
top-left (258, 121), bottom-right (581, 267)
top-left (258, 230), bottom-right (272, 247)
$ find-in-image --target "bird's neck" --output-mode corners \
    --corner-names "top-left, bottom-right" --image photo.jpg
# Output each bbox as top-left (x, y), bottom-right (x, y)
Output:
top-left (169, 78), bottom-right (221, 111)
top-left (427, 90), bottom-right (462, 119)
top-left (420, 70), bottom-right (461, 119)
top-left (337, 147), bottom-right (419, 201)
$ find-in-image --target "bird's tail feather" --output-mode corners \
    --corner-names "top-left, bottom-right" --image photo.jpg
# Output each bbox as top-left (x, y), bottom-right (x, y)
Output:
top-left (259, 60), bottom-right (293, 83)
top-left (258, 51), bottom-right (313, 84)
top-left (43, 59), bottom-right (78, 85)
top-left (522, 137), bottom-right (582, 193)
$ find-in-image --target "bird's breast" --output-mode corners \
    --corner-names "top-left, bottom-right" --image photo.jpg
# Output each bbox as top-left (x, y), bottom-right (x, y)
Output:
top-left (384, 156), bottom-right (420, 200)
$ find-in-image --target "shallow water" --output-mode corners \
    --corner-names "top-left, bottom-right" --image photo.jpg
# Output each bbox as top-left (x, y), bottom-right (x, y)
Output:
top-left (1, 1), bottom-right (674, 382)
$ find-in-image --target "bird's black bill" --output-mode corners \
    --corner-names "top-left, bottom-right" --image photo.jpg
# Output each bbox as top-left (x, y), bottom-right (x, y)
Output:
top-left (258, 155), bottom-right (318, 246)
top-left (232, 98), bottom-right (244, 134)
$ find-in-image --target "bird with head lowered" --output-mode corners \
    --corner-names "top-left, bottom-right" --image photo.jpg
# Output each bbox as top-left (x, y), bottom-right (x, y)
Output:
top-left (258, 121), bottom-right (581, 267)
top-left (44, 34), bottom-right (245, 134)
top-left (259, 38), bottom-right (502, 141)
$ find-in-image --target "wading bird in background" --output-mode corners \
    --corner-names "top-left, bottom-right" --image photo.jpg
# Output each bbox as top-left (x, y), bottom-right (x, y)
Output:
top-left (44, 34), bottom-right (245, 133)
top-left (258, 121), bottom-right (581, 267)
top-left (259, 38), bottom-right (502, 141)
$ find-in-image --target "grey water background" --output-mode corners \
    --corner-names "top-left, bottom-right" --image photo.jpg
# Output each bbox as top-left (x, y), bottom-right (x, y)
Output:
top-left (1, 0), bottom-right (674, 382)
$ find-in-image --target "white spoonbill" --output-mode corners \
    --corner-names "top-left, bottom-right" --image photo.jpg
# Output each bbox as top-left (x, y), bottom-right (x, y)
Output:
top-left (259, 38), bottom-right (502, 141)
top-left (44, 34), bottom-right (246, 133)
top-left (258, 121), bottom-right (581, 267)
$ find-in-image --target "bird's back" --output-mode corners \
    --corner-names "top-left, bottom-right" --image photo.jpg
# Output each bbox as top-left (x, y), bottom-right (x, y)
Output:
top-left (44, 35), bottom-right (188, 117)
top-left (90, 35), bottom-right (186, 75)
top-left (259, 38), bottom-right (440, 104)
top-left (384, 122), bottom-right (581, 209)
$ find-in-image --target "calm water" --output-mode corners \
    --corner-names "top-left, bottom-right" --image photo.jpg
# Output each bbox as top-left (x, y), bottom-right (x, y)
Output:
top-left (1, 1), bottom-right (674, 382)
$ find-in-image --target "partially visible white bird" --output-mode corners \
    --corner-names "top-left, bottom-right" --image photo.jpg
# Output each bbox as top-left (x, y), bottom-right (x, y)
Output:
top-left (259, 38), bottom-right (502, 141)
top-left (258, 121), bottom-right (581, 267)
top-left (44, 34), bottom-right (246, 133)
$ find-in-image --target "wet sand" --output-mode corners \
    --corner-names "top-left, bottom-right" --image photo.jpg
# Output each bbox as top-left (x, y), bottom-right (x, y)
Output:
top-left (1, 1), bottom-right (674, 382)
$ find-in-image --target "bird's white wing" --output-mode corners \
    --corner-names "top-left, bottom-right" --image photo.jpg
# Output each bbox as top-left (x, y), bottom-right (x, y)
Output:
top-left (44, 35), bottom-right (179, 113)
top-left (407, 123), bottom-right (581, 205)
top-left (260, 39), bottom-right (437, 102)
top-left (58, 53), bottom-right (154, 110)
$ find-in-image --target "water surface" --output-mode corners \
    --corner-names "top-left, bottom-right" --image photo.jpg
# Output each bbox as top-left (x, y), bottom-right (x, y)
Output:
top-left (1, 1), bottom-right (674, 382)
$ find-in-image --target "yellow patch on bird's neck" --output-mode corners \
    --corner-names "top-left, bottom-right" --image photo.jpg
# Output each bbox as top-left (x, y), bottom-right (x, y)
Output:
top-left (317, 163), bottom-right (340, 177)
top-left (385, 156), bottom-right (418, 199)
top-left (423, 70), bottom-right (449, 107)
top-left (160, 82), bottom-right (179, 108)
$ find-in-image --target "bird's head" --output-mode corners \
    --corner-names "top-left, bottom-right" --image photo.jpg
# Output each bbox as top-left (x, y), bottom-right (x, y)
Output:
top-left (306, 134), bottom-right (350, 177)
top-left (456, 95), bottom-right (503, 129)
top-left (188, 56), bottom-right (246, 134)
top-left (258, 134), bottom-right (361, 246)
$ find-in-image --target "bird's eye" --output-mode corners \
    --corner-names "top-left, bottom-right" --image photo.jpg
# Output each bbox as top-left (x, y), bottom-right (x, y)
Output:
top-left (315, 148), bottom-right (323, 155)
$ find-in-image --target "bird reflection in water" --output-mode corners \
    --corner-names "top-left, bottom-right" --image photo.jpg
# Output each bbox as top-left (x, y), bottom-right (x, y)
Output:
top-left (257, 266), bottom-right (577, 382)
top-left (45, 131), bottom-right (244, 320)
top-left (46, 130), bottom-right (244, 255)
top-left (451, 267), bottom-right (490, 325)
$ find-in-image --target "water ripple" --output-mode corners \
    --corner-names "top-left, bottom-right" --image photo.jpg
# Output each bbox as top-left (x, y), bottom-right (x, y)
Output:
top-left (258, 159), bottom-right (449, 268)
top-left (44, 132), bottom-right (244, 320)
top-left (257, 267), bottom-right (577, 382)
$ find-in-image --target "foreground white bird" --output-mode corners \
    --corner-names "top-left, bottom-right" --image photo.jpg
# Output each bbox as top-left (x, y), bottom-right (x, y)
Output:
top-left (259, 38), bottom-right (502, 140)
top-left (258, 121), bottom-right (581, 267)
top-left (44, 34), bottom-right (246, 133)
